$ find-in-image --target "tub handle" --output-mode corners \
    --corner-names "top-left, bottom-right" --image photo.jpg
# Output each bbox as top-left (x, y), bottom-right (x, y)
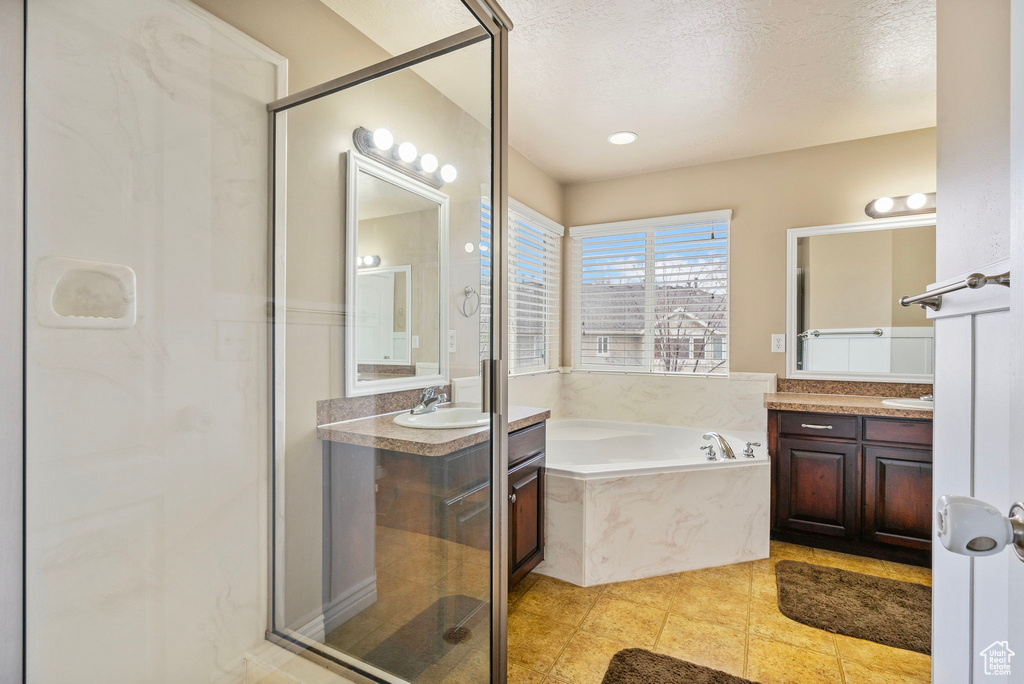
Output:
top-left (801, 423), bottom-right (833, 430)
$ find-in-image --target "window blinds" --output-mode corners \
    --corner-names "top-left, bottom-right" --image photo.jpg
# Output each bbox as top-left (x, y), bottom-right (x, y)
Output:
top-left (479, 198), bottom-right (564, 375)
top-left (508, 201), bottom-right (563, 375)
top-left (572, 210), bottom-right (731, 376)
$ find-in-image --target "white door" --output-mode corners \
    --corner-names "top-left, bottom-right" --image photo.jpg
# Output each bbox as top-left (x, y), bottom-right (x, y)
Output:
top-left (931, 2), bottom-right (1023, 680)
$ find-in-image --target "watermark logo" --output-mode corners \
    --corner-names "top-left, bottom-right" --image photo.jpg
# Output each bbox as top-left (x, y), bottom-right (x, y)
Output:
top-left (980, 641), bottom-right (1015, 676)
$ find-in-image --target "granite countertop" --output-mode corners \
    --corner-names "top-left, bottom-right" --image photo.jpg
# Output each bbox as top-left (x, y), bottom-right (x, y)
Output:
top-left (317, 403), bottom-right (551, 457)
top-left (763, 393), bottom-right (933, 420)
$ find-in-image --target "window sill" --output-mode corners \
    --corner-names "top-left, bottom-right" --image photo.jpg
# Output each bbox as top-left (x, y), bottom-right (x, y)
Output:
top-left (569, 367), bottom-right (729, 379)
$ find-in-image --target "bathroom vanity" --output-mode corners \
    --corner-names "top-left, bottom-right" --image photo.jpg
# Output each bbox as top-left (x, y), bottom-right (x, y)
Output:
top-left (765, 395), bottom-right (932, 565)
top-left (318, 405), bottom-right (550, 588)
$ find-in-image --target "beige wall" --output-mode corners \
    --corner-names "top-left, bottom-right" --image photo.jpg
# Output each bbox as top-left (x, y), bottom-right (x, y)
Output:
top-left (936, 0), bottom-right (1010, 280)
top-left (563, 127), bottom-right (937, 376)
top-left (890, 225), bottom-right (936, 327)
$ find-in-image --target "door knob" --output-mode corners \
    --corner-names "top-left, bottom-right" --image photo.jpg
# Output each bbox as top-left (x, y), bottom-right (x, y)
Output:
top-left (937, 495), bottom-right (1024, 561)
top-left (509, 491), bottom-right (517, 504)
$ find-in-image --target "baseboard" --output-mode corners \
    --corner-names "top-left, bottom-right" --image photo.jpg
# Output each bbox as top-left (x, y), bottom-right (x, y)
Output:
top-left (294, 575), bottom-right (378, 643)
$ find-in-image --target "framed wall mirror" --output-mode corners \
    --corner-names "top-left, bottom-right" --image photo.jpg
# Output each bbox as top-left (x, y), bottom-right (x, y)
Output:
top-left (345, 151), bottom-right (449, 397)
top-left (786, 214), bottom-right (937, 383)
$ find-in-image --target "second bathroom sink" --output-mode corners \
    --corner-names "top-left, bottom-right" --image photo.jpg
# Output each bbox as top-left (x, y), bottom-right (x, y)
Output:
top-left (393, 406), bottom-right (489, 429)
top-left (881, 398), bottom-right (934, 410)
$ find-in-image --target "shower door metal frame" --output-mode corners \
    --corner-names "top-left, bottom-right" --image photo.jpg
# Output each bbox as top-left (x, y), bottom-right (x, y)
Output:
top-left (0, 0), bottom-right (25, 682)
top-left (264, 1), bottom-right (513, 681)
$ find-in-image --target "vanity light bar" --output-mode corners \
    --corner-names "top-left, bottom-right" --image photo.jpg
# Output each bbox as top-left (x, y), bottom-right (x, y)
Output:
top-left (352, 126), bottom-right (456, 189)
top-left (864, 192), bottom-right (936, 219)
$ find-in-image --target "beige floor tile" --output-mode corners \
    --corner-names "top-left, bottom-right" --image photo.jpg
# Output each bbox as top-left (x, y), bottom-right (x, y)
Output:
top-left (437, 561), bottom-right (490, 601)
top-left (580, 595), bottom-right (666, 647)
top-left (508, 661), bottom-right (548, 684)
top-left (323, 611), bottom-right (384, 652)
top-left (549, 630), bottom-right (633, 684)
top-left (439, 649), bottom-right (488, 684)
top-left (835, 634), bottom-right (931, 680)
top-left (748, 594), bottom-right (837, 654)
top-left (770, 541), bottom-right (818, 562)
top-left (510, 573), bottom-right (542, 606)
top-left (362, 572), bottom-right (446, 625)
top-left (841, 659), bottom-right (931, 684)
top-left (603, 573), bottom-right (682, 610)
top-left (746, 636), bottom-right (844, 684)
top-left (751, 567), bottom-right (779, 599)
top-left (675, 562), bottom-right (752, 595)
top-left (881, 561), bottom-right (932, 586)
top-left (508, 609), bottom-right (574, 672)
top-left (515, 577), bottom-right (602, 627)
top-left (654, 613), bottom-right (746, 677)
top-left (811, 549), bottom-right (889, 577)
top-left (670, 582), bottom-right (750, 631)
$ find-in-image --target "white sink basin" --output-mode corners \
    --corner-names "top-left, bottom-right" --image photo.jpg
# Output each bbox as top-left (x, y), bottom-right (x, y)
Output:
top-left (881, 398), bottom-right (934, 411)
top-left (393, 407), bottom-right (489, 429)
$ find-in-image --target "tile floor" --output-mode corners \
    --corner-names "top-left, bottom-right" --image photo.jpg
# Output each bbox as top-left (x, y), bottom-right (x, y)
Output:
top-left (504, 541), bottom-right (932, 684)
top-left (324, 528), bottom-right (931, 684)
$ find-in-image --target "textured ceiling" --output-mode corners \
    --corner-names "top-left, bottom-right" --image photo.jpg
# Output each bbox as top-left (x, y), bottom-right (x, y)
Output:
top-left (326, 0), bottom-right (936, 184)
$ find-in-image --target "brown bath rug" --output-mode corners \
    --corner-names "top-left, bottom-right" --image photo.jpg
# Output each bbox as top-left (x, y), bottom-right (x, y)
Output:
top-left (602, 649), bottom-right (759, 684)
top-left (775, 560), bottom-right (930, 654)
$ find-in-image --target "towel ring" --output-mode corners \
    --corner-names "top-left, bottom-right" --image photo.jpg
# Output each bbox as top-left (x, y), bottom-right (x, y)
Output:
top-left (460, 286), bottom-right (480, 317)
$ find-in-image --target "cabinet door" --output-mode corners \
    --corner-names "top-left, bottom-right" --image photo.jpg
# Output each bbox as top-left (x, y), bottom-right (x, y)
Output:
top-left (442, 482), bottom-right (491, 551)
top-left (863, 446), bottom-right (932, 550)
top-left (776, 437), bottom-right (860, 538)
top-left (509, 454), bottom-right (544, 586)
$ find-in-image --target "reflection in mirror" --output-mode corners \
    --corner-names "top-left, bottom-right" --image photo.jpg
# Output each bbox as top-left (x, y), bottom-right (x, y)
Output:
top-left (346, 152), bottom-right (449, 396)
top-left (791, 220), bottom-right (936, 379)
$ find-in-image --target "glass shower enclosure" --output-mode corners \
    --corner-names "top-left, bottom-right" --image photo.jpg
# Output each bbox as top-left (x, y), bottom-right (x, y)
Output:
top-left (16, 0), bottom-right (512, 682)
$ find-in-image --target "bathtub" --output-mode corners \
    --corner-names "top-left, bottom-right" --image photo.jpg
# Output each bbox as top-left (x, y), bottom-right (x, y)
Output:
top-left (534, 419), bottom-right (771, 586)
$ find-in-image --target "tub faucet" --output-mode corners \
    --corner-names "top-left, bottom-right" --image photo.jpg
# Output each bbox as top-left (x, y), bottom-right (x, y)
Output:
top-left (703, 432), bottom-right (736, 460)
top-left (411, 386), bottom-right (447, 415)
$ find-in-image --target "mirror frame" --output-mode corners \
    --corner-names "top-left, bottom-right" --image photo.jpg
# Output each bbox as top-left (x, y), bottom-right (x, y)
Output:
top-left (786, 213), bottom-right (937, 383)
top-left (345, 151), bottom-right (450, 397)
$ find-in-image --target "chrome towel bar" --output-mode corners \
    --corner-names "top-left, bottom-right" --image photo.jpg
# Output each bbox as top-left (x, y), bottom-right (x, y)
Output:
top-left (798, 328), bottom-right (883, 339)
top-left (900, 271), bottom-right (1010, 312)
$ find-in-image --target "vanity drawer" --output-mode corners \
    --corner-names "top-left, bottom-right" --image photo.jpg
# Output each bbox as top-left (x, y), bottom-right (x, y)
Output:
top-left (510, 422), bottom-right (546, 468)
top-left (863, 418), bottom-right (932, 447)
top-left (778, 412), bottom-right (858, 440)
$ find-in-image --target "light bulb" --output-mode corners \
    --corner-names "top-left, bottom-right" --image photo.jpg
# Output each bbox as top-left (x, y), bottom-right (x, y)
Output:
top-left (607, 131), bottom-right (638, 145)
top-left (372, 128), bottom-right (393, 151)
top-left (357, 256), bottom-right (366, 266)
top-left (907, 193), bottom-right (928, 210)
top-left (480, 243), bottom-right (488, 252)
top-left (420, 154), bottom-right (438, 173)
top-left (873, 197), bottom-right (894, 213)
top-left (398, 142), bottom-right (417, 163)
top-left (464, 242), bottom-right (475, 254)
top-left (367, 255), bottom-right (381, 267)
top-left (440, 164), bottom-right (458, 183)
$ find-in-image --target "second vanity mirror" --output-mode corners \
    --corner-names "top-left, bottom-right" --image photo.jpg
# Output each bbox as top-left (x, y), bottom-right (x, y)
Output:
top-left (345, 152), bottom-right (449, 397)
top-left (787, 214), bottom-right (936, 382)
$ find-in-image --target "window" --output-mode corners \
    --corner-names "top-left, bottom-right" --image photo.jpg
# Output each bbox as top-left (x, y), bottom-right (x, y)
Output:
top-left (479, 197), bottom-right (564, 376)
top-left (508, 199), bottom-right (563, 374)
top-left (572, 209), bottom-right (730, 376)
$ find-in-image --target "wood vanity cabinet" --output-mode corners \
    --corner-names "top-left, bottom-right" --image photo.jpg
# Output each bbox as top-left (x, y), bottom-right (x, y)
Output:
top-left (769, 410), bottom-right (932, 564)
top-left (375, 421), bottom-right (547, 588)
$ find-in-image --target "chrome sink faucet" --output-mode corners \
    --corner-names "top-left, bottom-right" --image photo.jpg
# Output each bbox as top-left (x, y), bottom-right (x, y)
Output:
top-left (703, 432), bottom-right (736, 460)
top-left (411, 386), bottom-right (447, 415)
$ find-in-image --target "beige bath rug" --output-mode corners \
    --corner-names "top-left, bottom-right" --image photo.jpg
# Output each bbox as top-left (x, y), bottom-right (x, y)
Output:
top-left (601, 649), bottom-right (758, 684)
top-left (775, 560), bottom-right (930, 654)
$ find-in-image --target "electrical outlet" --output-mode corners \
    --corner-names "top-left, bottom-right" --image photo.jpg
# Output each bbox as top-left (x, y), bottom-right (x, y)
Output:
top-left (448, 330), bottom-right (457, 353)
top-left (411, 335), bottom-right (419, 349)
top-left (771, 334), bottom-right (786, 353)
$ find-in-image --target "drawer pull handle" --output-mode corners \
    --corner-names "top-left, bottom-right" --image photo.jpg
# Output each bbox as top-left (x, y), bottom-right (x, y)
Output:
top-left (801, 423), bottom-right (833, 430)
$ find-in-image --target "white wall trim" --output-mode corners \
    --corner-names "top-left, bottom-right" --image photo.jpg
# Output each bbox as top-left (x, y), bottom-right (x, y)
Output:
top-left (293, 575), bottom-right (378, 643)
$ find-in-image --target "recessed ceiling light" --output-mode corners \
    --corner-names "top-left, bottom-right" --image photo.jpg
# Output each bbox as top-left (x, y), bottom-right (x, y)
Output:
top-left (607, 131), bottom-right (638, 145)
